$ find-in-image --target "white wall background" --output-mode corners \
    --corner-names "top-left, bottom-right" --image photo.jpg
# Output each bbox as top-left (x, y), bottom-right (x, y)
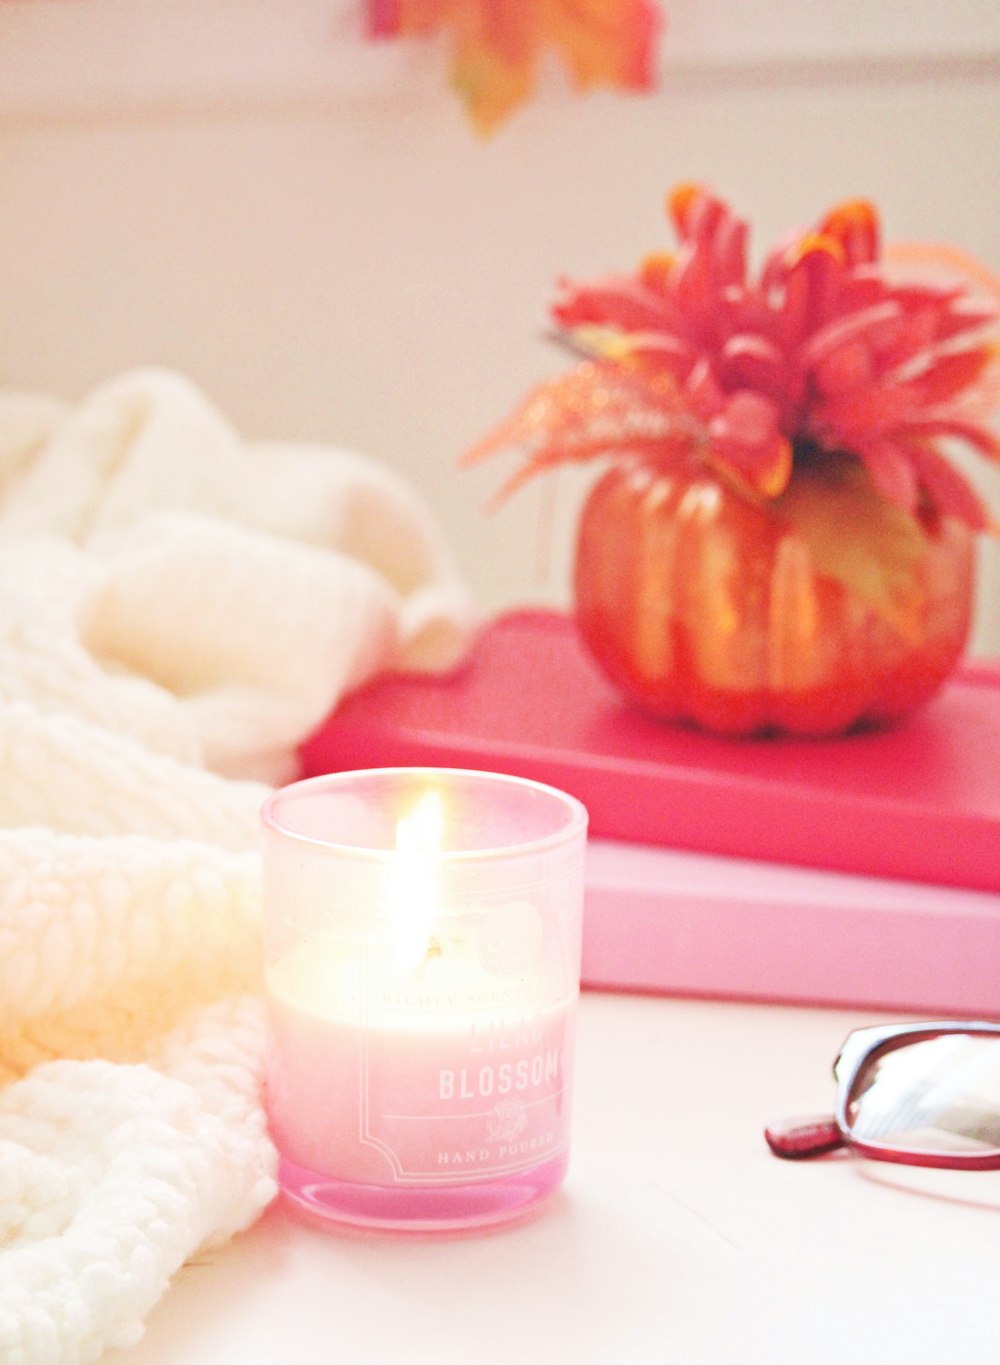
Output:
top-left (2, 0), bottom-right (999, 650)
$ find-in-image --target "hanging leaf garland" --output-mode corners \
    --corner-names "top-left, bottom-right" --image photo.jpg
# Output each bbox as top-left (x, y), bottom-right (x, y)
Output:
top-left (366, 0), bottom-right (664, 134)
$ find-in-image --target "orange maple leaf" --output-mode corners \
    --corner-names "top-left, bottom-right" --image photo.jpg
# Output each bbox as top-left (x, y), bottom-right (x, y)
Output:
top-left (367, 0), bottom-right (663, 134)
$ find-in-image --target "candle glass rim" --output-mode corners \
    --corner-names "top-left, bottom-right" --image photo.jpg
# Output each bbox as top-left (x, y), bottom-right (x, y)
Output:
top-left (261, 766), bottom-right (588, 863)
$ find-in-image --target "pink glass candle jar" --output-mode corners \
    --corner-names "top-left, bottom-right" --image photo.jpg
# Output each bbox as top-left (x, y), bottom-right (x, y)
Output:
top-left (261, 767), bottom-right (587, 1233)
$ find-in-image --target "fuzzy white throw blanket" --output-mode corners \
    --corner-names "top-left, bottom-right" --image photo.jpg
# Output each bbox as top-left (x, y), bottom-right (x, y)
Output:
top-left (0, 369), bottom-right (474, 1363)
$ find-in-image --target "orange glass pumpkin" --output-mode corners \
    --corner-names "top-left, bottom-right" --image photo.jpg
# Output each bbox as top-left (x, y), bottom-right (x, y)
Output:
top-left (573, 452), bottom-right (975, 736)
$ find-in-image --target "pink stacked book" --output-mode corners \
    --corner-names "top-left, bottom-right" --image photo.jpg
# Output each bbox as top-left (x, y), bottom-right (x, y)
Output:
top-left (301, 610), bottom-right (1000, 1015)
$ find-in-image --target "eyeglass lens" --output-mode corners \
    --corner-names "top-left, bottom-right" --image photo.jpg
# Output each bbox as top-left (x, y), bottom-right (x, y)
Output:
top-left (845, 1033), bottom-right (1000, 1156)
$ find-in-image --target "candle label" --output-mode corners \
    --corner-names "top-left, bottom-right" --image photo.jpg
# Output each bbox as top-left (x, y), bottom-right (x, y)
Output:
top-left (360, 998), bottom-right (576, 1183)
top-left (266, 888), bottom-right (581, 1186)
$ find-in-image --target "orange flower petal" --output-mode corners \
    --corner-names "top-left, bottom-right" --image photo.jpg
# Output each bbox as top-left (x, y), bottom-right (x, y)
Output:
top-left (706, 391), bottom-right (792, 497)
top-left (799, 301), bottom-right (900, 375)
top-left (900, 416), bottom-right (1000, 464)
top-left (818, 200), bottom-right (881, 266)
top-left (854, 439), bottom-right (920, 512)
top-left (817, 381), bottom-right (918, 439)
top-left (553, 275), bottom-right (676, 333)
top-left (779, 233), bottom-right (845, 344)
top-left (718, 334), bottom-right (787, 398)
top-left (813, 337), bottom-right (875, 396)
top-left (667, 182), bottom-right (703, 236)
top-left (640, 251), bottom-right (675, 289)
top-left (913, 344), bottom-right (998, 405)
top-left (909, 442), bottom-right (990, 528)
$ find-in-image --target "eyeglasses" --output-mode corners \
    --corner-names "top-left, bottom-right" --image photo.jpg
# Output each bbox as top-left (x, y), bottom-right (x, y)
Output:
top-left (765, 1021), bottom-right (1000, 1170)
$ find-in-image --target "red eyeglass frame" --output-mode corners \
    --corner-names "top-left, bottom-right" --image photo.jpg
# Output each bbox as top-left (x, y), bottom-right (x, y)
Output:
top-left (766, 1020), bottom-right (1000, 1169)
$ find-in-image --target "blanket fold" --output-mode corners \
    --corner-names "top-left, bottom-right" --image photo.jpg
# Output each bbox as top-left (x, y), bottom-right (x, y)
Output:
top-left (0, 369), bottom-right (474, 1363)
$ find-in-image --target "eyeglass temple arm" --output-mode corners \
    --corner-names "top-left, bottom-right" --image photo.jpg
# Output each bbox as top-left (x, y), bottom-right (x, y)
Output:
top-left (764, 1115), bottom-right (845, 1159)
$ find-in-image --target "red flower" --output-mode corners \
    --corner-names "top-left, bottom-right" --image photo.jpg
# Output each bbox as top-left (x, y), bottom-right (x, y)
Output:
top-left (468, 185), bottom-right (1000, 528)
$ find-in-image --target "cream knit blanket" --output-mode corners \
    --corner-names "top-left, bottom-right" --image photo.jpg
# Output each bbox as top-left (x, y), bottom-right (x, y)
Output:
top-left (0, 370), bottom-right (474, 1363)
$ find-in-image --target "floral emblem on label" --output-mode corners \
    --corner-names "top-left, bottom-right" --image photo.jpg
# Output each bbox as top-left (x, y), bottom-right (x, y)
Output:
top-left (487, 1100), bottom-right (528, 1144)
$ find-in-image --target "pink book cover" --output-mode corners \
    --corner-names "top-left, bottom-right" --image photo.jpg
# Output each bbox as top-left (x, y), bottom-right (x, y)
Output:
top-left (582, 838), bottom-right (1000, 1017)
top-left (300, 608), bottom-right (1000, 895)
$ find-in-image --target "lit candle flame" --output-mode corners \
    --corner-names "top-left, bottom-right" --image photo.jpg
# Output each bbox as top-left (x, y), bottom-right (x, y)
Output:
top-left (388, 789), bottom-right (445, 973)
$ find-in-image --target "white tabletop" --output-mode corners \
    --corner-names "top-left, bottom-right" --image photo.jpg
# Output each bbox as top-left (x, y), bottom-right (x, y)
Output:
top-left (118, 991), bottom-right (1000, 1364)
